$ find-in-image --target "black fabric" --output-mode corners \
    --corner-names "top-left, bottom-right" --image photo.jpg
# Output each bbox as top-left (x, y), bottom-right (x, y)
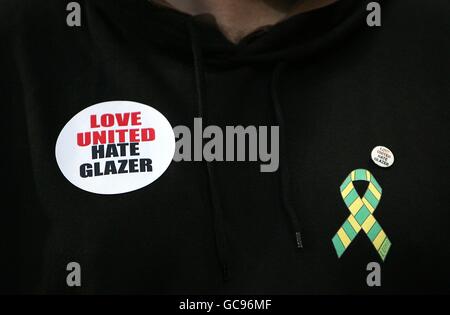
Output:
top-left (271, 62), bottom-right (304, 249)
top-left (1, 0), bottom-right (450, 294)
top-left (188, 19), bottom-right (229, 281)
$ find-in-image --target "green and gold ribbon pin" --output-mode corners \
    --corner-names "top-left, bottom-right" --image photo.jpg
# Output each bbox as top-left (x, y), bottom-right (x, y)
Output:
top-left (332, 169), bottom-right (392, 261)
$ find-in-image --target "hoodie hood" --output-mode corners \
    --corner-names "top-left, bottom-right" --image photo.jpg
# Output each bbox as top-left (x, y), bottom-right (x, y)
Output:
top-left (90, 0), bottom-right (367, 65)
top-left (88, 0), bottom-right (367, 281)
top-left (84, 0), bottom-right (369, 282)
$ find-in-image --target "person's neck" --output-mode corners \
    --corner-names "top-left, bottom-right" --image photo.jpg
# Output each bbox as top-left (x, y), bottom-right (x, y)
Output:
top-left (155, 0), bottom-right (339, 43)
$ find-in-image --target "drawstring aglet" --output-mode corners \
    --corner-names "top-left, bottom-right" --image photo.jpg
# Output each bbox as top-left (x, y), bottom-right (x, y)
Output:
top-left (295, 232), bottom-right (303, 249)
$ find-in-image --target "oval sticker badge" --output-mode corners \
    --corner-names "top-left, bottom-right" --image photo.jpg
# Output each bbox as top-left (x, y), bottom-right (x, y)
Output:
top-left (55, 101), bottom-right (175, 194)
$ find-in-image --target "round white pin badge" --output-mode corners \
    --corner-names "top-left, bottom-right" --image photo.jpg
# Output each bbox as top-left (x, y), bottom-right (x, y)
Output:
top-left (371, 146), bottom-right (395, 168)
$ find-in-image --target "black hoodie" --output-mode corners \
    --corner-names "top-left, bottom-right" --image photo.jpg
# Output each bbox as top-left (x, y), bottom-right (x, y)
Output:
top-left (2, 0), bottom-right (450, 294)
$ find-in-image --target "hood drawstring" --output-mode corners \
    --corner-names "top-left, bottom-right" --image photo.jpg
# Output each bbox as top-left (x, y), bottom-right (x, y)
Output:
top-left (187, 21), bottom-right (304, 282)
top-left (188, 20), bottom-right (230, 281)
top-left (271, 63), bottom-right (303, 249)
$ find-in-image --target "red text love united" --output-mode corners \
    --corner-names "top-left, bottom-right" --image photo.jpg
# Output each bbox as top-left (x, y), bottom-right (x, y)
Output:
top-left (77, 112), bottom-right (155, 146)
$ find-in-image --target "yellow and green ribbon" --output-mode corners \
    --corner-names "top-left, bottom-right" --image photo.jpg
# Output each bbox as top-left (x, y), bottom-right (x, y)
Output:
top-left (332, 169), bottom-right (391, 261)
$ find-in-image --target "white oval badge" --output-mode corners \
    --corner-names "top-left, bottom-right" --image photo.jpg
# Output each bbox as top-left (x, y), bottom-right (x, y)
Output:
top-left (55, 101), bottom-right (175, 194)
top-left (371, 146), bottom-right (394, 168)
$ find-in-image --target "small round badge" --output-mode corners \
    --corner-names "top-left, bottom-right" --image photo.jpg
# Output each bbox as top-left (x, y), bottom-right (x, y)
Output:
top-left (371, 146), bottom-right (394, 168)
